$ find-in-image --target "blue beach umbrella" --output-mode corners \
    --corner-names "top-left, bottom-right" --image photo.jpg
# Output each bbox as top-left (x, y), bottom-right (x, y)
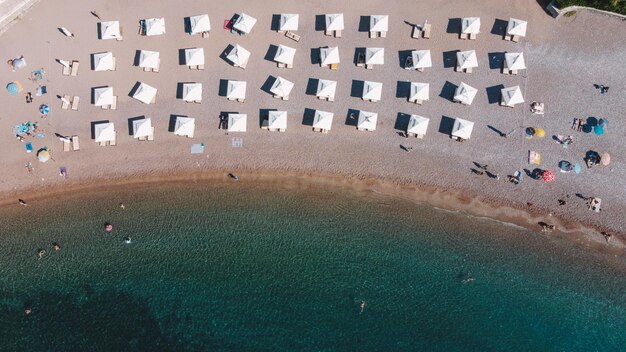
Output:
top-left (6, 82), bottom-right (19, 95)
top-left (594, 125), bottom-right (604, 135)
top-left (39, 104), bottom-right (50, 114)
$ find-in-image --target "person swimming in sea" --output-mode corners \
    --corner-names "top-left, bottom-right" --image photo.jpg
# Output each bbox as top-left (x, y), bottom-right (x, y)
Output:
top-left (124, 236), bottom-right (132, 244)
top-left (53, 243), bottom-right (60, 251)
top-left (38, 249), bottom-right (45, 259)
top-left (462, 275), bottom-right (475, 284)
top-left (359, 300), bottom-right (366, 314)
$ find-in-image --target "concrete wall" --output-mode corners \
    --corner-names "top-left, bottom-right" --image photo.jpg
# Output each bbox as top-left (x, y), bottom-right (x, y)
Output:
top-left (0, 0), bottom-right (41, 35)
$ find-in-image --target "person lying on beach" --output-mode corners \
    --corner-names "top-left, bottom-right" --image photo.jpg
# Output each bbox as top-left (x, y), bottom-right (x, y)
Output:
top-left (19, 199), bottom-right (28, 206)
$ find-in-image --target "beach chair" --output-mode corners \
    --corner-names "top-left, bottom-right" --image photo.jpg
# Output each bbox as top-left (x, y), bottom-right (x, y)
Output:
top-left (239, 60), bottom-right (248, 69)
top-left (111, 57), bottom-right (116, 71)
top-left (380, 31), bottom-right (386, 38)
top-left (325, 29), bottom-right (332, 36)
top-left (356, 52), bottom-right (365, 67)
top-left (460, 33), bottom-right (467, 40)
top-left (410, 98), bottom-right (423, 105)
top-left (70, 61), bottom-right (79, 76)
top-left (512, 35), bottom-right (520, 43)
top-left (150, 94), bottom-right (156, 104)
top-left (422, 23), bottom-right (431, 39)
top-left (286, 64), bottom-right (293, 69)
top-left (335, 30), bottom-right (342, 38)
top-left (143, 66), bottom-right (151, 72)
top-left (282, 95), bottom-right (289, 101)
top-left (455, 65), bottom-right (462, 72)
top-left (63, 139), bottom-right (70, 151)
top-left (528, 151), bottom-right (541, 165)
top-left (285, 31), bottom-right (300, 42)
top-left (412, 25), bottom-right (420, 39)
top-left (148, 127), bottom-right (154, 141)
top-left (365, 64), bottom-right (373, 70)
top-left (328, 96), bottom-right (335, 102)
top-left (62, 63), bottom-right (71, 76)
top-left (504, 34), bottom-right (511, 41)
top-left (110, 132), bottom-right (117, 146)
top-left (189, 65), bottom-right (197, 70)
top-left (117, 27), bottom-right (123, 41)
top-left (71, 136), bottom-right (80, 151)
top-left (369, 31), bottom-right (378, 38)
top-left (71, 96), bottom-right (79, 110)
top-left (502, 59), bottom-right (509, 75)
top-left (330, 63), bottom-right (338, 70)
top-left (236, 98), bottom-right (245, 103)
top-left (465, 67), bottom-right (473, 74)
top-left (277, 62), bottom-right (286, 68)
top-left (61, 95), bottom-right (70, 109)
top-left (202, 31), bottom-right (210, 38)
top-left (469, 33), bottom-right (477, 40)
top-left (110, 96), bottom-right (117, 110)
top-left (417, 67), bottom-right (424, 72)
top-left (511, 69), bottom-right (518, 75)
top-left (153, 60), bottom-right (160, 73)
top-left (197, 64), bottom-right (204, 70)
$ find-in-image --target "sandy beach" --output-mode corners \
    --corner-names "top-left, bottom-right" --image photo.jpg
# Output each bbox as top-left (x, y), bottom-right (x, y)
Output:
top-left (0, 0), bottom-right (624, 244)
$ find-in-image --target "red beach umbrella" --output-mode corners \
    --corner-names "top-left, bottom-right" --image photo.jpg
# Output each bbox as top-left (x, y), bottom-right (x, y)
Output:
top-left (542, 170), bottom-right (556, 182)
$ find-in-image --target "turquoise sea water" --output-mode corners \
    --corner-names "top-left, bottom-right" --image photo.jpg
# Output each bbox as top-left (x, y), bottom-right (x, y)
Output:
top-left (0, 180), bottom-right (625, 351)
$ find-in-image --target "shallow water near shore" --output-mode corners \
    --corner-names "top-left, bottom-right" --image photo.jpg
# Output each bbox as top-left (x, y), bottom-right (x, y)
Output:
top-left (0, 180), bottom-right (625, 351)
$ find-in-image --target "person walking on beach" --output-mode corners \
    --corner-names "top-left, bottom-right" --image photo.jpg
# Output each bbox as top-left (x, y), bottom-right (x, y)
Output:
top-left (91, 11), bottom-right (101, 20)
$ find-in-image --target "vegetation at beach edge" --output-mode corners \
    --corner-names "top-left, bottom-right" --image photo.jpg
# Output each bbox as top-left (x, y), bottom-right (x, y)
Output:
top-left (556, 0), bottom-right (626, 15)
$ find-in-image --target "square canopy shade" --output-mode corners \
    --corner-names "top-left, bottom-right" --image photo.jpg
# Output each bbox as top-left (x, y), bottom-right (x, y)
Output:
top-left (133, 118), bottom-right (153, 138)
top-left (227, 80), bottom-right (247, 100)
top-left (370, 15), bottom-right (389, 32)
top-left (139, 50), bottom-right (160, 69)
top-left (182, 83), bottom-right (202, 102)
top-left (457, 50), bottom-right (478, 69)
top-left (313, 110), bottom-right (333, 131)
top-left (279, 14), bottom-right (299, 31)
top-left (268, 111), bottom-right (287, 130)
top-left (407, 115), bottom-right (429, 136)
top-left (93, 86), bottom-right (113, 106)
top-left (233, 13), bottom-right (257, 34)
top-left (174, 116), bottom-right (195, 137)
top-left (228, 113), bottom-right (247, 132)
top-left (274, 45), bottom-right (296, 65)
top-left (411, 50), bottom-right (432, 69)
top-left (189, 14), bottom-right (211, 34)
top-left (461, 17), bottom-right (480, 34)
top-left (316, 79), bottom-right (337, 99)
top-left (365, 48), bottom-right (385, 65)
top-left (185, 48), bottom-right (205, 66)
top-left (99, 21), bottom-right (121, 40)
top-left (505, 52), bottom-right (526, 70)
top-left (93, 52), bottom-right (114, 71)
top-left (270, 76), bottom-right (294, 98)
top-left (454, 82), bottom-right (478, 105)
top-left (410, 82), bottom-right (429, 101)
top-left (94, 122), bottom-right (115, 142)
top-left (325, 13), bottom-right (344, 31)
top-left (501, 86), bottom-right (524, 107)
top-left (362, 81), bottom-right (383, 102)
top-left (320, 46), bottom-right (340, 66)
top-left (132, 82), bottom-right (157, 104)
top-left (507, 18), bottom-right (527, 37)
top-left (227, 44), bottom-right (251, 68)
top-left (144, 17), bottom-right (166, 36)
top-left (357, 111), bottom-right (378, 131)
top-left (452, 118), bottom-right (474, 139)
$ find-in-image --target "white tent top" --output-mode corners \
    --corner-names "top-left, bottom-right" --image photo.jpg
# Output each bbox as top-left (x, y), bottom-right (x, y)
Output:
top-left (268, 110), bottom-right (288, 130)
top-left (94, 122), bottom-right (115, 142)
top-left (365, 47), bottom-right (385, 65)
top-left (454, 82), bottom-right (478, 105)
top-left (270, 76), bottom-right (294, 98)
top-left (233, 13), bottom-right (257, 34)
top-left (227, 44), bottom-right (251, 67)
top-left (461, 17), bottom-right (480, 34)
top-left (174, 116), bottom-right (195, 137)
top-left (320, 46), bottom-right (340, 66)
top-left (325, 13), bottom-right (344, 31)
top-left (227, 80), bottom-right (247, 100)
top-left (133, 82), bottom-right (157, 104)
top-left (185, 47), bottom-right (205, 66)
top-left (501, 86), bottom-right (525, 106)
top-left (279, 14), bottom-right (299, 31)
top-left (505, 52), bottom-right (526, 70)
top-left (410, 82), bottom-right (430, 101)
top-left (228, 113), bottom-right (247, 132)
top-left (407, 115), bottom-right (429, 136)
top-left (316, 79), bottom-right (337, 99)
top-left (139, 50), bottom-right (160, 69)
top-left (133, 118), bottom-right (153, 138)
top-left (357, 111), bottom-right (378, 131)
top-left (189, 14), bottom-right (211, 34)
top-left (363, 81), bottom-right (383, 101)
top-left (144, 17), bottom-right (166, 36)
top-left (507, 18), bottom-right (528, 37)
top-left (457, 50), bottom-right (478, 69)
top-left (370, 15), bottom-right (389, 32)
top-left (93, 52), bottom-right (114, 71)
top-left (274, 45), bottom-right (296, 65)
top-left (182, 83), bottom-right (202, 102)
top-left (99, 21), bottom-right (120, 40)
top-left (412, 50), bottom-right (432, 69)
top-left (93, 86), bottom-right (113, 106)
top-left (313, 110), bottom-right (333, 131)
top-left (452, 118), bottom-right (474, 139)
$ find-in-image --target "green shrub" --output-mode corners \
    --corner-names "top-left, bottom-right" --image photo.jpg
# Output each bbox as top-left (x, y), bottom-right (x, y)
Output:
top-left (556, 0), bottom-right (626, 15)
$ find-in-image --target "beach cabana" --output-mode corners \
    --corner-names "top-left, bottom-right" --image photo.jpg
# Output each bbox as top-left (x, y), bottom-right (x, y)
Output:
top-left (174, 116), bottom-right (195, 138)
top-left (320, 46), bottom-right (340, 68)
top-left (316, 79), bottom-right (337, 101)
top-left (501, 86), bottom-right (524, 107)
top-left (364, 47), bottom-right (384, 69)
top-left (362, 81), bottom-right (383, 102)
top-left (506, 18), bottom-right (527, 42)
top-left (94, 122), bottom-right (116, 145)
top-left (409, 82), bottom-right (429, 104)
top-left (144, 17), bottom-right (166, 36)
top-left (226, 44), bottom-right (251, 69)
top-left (132, 82), bottom-right (157, 104)
top-left (232, 13), bottom-right (257, 35)
top-left (357, 111), bottom-right (378, 131)
top-left (92, 52), bottom-right (115, 71)
top-left (184, 48), bottom-right (205, 69)
top-left (189, 14), bottom-right (211, 36)
top-left (182, 83), bottom-right (202, 103)
top-left (409, 50), bottom-right (432, 71)
top-left (453, 82), bottom-right (477, 105)
top-left (138, 50), bottom-right (160, 72)
top-left (274, 45), bottom-right (296, 68)
top-left (93, 86), bottom-right (113, 107)
top-left (456, 50), bottom-right (478, 73)
top-left (407, 115), bottom-right (429, 138)
top-left (313, 110), bottom-right (333, 133)
top-left (325, 13), bottom-right (344, 37)
top-left (369, 15), bottom-right (388, 38)
top-left (503, 52), bottom-right (526, 75)
top-left (266, 110), bottom-right (287, 132)
top-left (228, 113), bottom-right (247, 132)
top-left (99, 21), bottom-right (122, 40)
top-left (279, 14), bottom-right (299, 32)
top-left (270, 76), bottom-right (294, 100)
top-left (451, 118), bottom-right (474, 140)
top-left (226, 80), bottom-right (247, 102)
top-left (461, 17), bottom-right (480, 39)
top-left (133, 118), bottom-right (154, 140)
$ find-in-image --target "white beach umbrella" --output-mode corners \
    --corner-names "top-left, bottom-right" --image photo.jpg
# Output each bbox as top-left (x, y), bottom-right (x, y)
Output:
top-left (279, 14), bottom-right (299, 31)
top-left (316, 79), bottom-right (337, 99)
top-left (93, 52), bottom-right (114, 71)
top-left (228, 114), bottom-right (247, 132)
top-left (233, 13), bottom-right (257, 34)
top-left (145, 17), bottom-right (166, 36)
top-left (407, 115), bottom-right (429, 136)
top-left (99, 21), bottom-right (120, 40)
top-left (505, 52), bottom-right (526, 71)
top-left (174, 116), bottom-right (195, 137)
top-left (325, 13), bottom-right (344, 31)
top-left (227, 44), bottom-right (251, 68)
top-left (410, 82), bottom-right (429, 101)
top-left (226, 80), bottom-right (247, 100)
top-left (370, 15), bottom-right (389, 32)
top-left (411, 50), bottom-right (433, 69)
top-left (182, 83), bottom-right (202, 102)
top-left (452, 118), bottom-right (474, 139)
top-left (313, 110), bottom-right (333, 131)
top-left (94, 122), bottom-right (115, 143)
top-left (268, 111), bottom-right (288, 131)
top-left (270, 76), bottom-right (294, 98)
top-left (132, 82), bottom-right (157, 104)
top-left (501, 86), bottom-right (525, 107)
top-left (357, 111), bottom-right (378, 131)
top-left (93, 86), bottom-right (113, 106)
top-left (138, 50), bottom-right (160, 69)
top-left (320, 46), bottom-right (340, 66)
top-left (457, 50), bottom-right (478, 69)
top-left (274, 45), bottom-right (296, 65)
top-left (133, 118), bottom-right (153, 139)
top-left (189, 14), bottom-right (211, 34)
top-left (454, 82), bottom-right (478, 105)
top-left (184, 48), bottom-right (205, 66)
top-left (365, 48), bottom-right (385, 66)
top-left (362, 81), bottom-right (383, 102)
top-left (507, 18), bottom-right (528, 37)
top-left (461, 17), bottom-right (480, 34)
